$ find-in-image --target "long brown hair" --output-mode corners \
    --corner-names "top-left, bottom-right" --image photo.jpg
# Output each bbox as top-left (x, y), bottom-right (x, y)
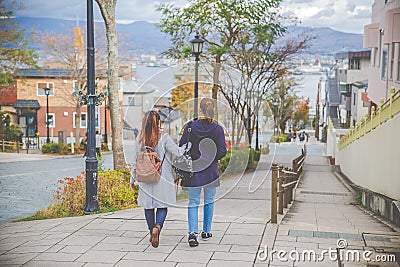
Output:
top-left (139, 110), bottom-right (161, 148)
top-left (200, 98), bottom-right (215, 123)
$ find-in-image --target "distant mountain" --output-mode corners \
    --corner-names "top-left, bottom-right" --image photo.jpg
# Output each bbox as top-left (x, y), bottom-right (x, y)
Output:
top-left (16, 17), bottom-right (363, 56)
top-left (288, 26), bottom-right (364, 54)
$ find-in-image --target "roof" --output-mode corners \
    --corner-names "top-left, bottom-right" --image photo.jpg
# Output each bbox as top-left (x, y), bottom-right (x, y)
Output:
top-left (13, 100), bottom-right (41, 109)
top-left (16, 68), bottom-right (75, 78)
top-left (0, 85), bottom-right (17, 105)
top-left (327, 77), bottom-right (340, 106)
top-left (361, 93), bottom-right (370, 103)
top-left (123, 121), bottom-right (136, 131)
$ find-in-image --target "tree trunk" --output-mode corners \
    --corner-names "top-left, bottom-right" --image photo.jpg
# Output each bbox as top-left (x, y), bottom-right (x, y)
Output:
top-left (212, 55), bottom-right (221, 118)
top-left (96, 0), bottom-right (126, 170)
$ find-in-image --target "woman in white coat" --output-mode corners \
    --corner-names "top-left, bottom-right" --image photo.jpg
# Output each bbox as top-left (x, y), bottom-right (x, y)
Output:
top-left (130, 110), bottom-right (186, 248)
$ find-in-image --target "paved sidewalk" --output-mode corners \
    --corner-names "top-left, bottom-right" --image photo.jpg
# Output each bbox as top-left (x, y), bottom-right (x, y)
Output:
top-left (0, 145), bottom-right (398, 266)
top-left (266, 156), bottom-right (400, 267)
top-left (0, 152), bottom-right (288, 267)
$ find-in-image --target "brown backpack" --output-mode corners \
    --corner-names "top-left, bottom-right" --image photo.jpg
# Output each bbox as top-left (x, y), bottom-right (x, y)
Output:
top-left (135, 146), bottom-right (165, 183)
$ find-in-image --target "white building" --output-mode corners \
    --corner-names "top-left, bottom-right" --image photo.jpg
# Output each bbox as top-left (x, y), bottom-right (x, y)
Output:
top-left (363, 0), bottom-right (400, 104)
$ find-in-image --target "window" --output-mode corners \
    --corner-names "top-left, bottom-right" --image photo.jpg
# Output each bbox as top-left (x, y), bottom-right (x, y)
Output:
top-left (73, 112), bottom-right (87, 128)
top-left (390, 44), bottom-right (395, 80)
top-left (47, 113), bottom-right (55, 128)
top-left (381, 45), bottom-right (388, 80)
top-left (128, 96), bottom-right (142, 106)
top-left (398, 45), bottom-right (400, 81)
top-left (37, 82), bottom-right (54, 96)
top-left (349, 58), bottom-right (361, 70)
top-left (72, 80), bottom-right (79, 92)
top-left (73, 112), bottom-right (99, 128)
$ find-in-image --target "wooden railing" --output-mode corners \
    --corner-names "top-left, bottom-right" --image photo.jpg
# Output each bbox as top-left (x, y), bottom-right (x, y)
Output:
top-left (339, 88), bottom-right (400, 150)
top-left (1, 140), bottom-right (21, 153)
top-left (271, 145), bottom-right (306, 223)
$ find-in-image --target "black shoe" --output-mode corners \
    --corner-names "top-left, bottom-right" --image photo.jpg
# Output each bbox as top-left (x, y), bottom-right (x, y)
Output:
top-left (201, 232), bottom-right (212, 241)
top-left (188, 232), bottom-right (199, 247)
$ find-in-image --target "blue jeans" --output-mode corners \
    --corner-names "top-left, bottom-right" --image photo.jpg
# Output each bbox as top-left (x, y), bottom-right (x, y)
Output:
top-left (144, 208), bottom-right (167, 230)
top-left (188, 187), bottom-right (216, 233)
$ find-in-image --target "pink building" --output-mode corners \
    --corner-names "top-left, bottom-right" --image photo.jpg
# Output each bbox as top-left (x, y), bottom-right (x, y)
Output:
top-left (363, 0), bottom-right (400, 104)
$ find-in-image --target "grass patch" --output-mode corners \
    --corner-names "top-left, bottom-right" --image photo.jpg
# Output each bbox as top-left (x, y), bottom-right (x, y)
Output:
top-left (14, 169), bottom-right (138, 222)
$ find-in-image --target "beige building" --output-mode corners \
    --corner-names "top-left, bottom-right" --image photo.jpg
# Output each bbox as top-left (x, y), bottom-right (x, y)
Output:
top-left (335, 51), bottom-right (371, 124)
top-left (363, 0), bottom-right (400, 104)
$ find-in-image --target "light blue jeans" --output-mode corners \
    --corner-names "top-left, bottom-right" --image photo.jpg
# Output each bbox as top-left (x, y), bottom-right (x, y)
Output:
top-left (188, 187), bottom-right (217, 234)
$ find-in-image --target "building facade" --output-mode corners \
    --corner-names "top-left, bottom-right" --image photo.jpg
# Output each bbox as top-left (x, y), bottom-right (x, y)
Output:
top-left (363, 0), bottom-right (400, 104)
top-left (15, 68), bottom-right (110, 145)
top-left (335, 50), bottom-right (371, 125)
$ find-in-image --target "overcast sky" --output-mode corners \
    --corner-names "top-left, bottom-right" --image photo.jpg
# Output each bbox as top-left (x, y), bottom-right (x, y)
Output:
top-left (12, 0), bottom-right (374, 34)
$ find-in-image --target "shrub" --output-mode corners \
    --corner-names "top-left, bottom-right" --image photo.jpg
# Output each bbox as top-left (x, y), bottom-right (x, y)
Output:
top-left (16, 169), bottom-right (137, 221)
top-left (219, 147), bottom-right (261, 175)
top-left (270, 133), bottom-right (290, 143)
top-left (41, 142), bottom-right (69, 154)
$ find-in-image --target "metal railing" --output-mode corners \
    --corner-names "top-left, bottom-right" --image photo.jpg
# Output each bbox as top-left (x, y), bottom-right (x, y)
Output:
top-left (271, 145), bottom-right (306, 223)
top-left (339, 88), bottom-right (400, 150)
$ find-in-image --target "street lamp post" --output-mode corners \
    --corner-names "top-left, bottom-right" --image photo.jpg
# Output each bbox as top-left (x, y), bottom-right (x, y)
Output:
top-left (44, 87), bottom-right (51, 143)
top-left (273, 99), bottom-right (278, 139)
top-left (190, 33), bottom-right (204, 119)
top-left (72, 7), bottom-right (108, 213)
top-left (168, 97), bottom-right (172, 134)
top-left (255, 118), bottom-right (259, 150)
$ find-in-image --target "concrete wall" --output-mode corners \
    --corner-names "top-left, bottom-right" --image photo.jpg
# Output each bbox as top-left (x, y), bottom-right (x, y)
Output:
top-left (337, 113), bottom-right (400, 201)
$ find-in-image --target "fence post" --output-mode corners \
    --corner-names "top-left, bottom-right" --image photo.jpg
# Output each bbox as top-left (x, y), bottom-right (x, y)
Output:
top-left (278, 165), bottom-right (284, 215)
top-left (283, 167), bottom-right (288, 208)
top-left (2, 139), bottom-right (4, 152)
top-left (371, 106), bottom-right (375, 130)
top-left (16, 141), bottom-right (19, 153)
top-left (390, 87), bottom-right (395, 118)
top-left (271, 162), bottom-right (278, 223)
top-left (379, 98), bottom-right (384, 125)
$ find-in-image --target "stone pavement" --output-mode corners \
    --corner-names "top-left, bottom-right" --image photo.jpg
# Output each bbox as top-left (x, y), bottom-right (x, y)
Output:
top-left (0, 144), bottom-right (398, 266)
top-left (265, 155), bottom-right (400, 267)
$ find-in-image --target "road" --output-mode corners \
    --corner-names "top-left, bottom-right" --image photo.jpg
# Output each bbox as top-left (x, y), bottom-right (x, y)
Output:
top-left (0, 154), bottom-right (114, 224)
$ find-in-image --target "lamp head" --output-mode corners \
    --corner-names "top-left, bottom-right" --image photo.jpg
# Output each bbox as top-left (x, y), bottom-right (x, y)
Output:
top-left (44, 87), bottom-right (51, 96)
top-left (190, 32), bottom-right (204, 56)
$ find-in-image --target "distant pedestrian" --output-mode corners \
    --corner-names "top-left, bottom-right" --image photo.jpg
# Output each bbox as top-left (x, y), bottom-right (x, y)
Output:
top-left (81, 132), bottom-right (88, 157)
top-left (293, 131), bottom-right (297, 142)
top-left (180, 98), bottom-right (227, 247)
top-left (288, 130), bottom-right (293, 142)
top-left (133, 128), bottom-right (139, 139)
top-left (130, 110), bottom-right (187, 248)
top-left (96, 131), bottom-right (102, 157)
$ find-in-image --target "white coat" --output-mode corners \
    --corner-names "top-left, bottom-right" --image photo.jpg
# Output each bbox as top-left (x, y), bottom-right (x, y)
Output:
top-left (130, 133), bottom-right (185, 209)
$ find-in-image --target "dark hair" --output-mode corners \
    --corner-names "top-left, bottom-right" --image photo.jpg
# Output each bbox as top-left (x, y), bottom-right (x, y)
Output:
top-left (200, 98), bottom-right (215, 122)
top-left (139, 110), bottom-right (161, 148)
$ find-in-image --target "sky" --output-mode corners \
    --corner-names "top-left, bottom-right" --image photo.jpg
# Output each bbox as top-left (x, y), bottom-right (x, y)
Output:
top-left (11, 0), bottom-right (374, 34)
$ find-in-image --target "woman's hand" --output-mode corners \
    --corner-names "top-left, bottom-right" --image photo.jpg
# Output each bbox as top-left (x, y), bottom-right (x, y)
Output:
top-left (129, 183), bottom-right (135, 190)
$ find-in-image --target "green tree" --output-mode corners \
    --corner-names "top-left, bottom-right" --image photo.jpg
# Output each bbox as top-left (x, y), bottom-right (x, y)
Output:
top-left (157, 0), bottom-right (285, 102)
top-left (267, 74), bottom-right (299, 134)
top-left (95, 0), bottom-right (126, 170)
top-left (0, 0), bottom-right (38, 85)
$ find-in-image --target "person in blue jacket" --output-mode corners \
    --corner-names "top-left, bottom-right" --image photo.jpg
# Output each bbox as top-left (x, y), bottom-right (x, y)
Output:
top-left (179, 98), bottom-right (227, 247)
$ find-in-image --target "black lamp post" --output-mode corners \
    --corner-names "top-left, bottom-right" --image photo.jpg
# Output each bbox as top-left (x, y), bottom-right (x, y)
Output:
top-left (190, 33), bottom-right (204, 119)
top-left (44, 87), bottom-right (51, 143)
top-left (273, 99), bottom-right (278, 138)
top-left (76, 0), bottom-right (108, 214)
top-left (255, 118), bottom-right (259, 150)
